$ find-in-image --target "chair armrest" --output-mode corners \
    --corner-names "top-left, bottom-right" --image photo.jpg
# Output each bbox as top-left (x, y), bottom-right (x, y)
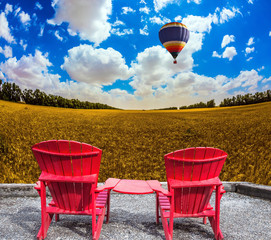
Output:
top-left (168, 177), bottom-right (223, 189)
top-left (220, 185), bottom-right (226, 194)
top-left (95, 178), bottom-right (121, 192)
top-left (39, 172), bottom-right (98, 183)
top-left (34, 181), bottom-right (41, 190)
top-left (147, 180), bottom-right (172, 196)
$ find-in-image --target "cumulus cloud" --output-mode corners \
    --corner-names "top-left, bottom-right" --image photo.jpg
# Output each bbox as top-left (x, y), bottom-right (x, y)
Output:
top-left (212, 51), bottom-right (221, 58)
top-left (174, 15), bottom-right (182, 22)
top-left (19, 40), bottom-right (27, 51)
top-left (5, 3), bottom-right (13, 15)
top-left (187, 0), bottom-right (201, 4)
top-left (221, 34), bottom-right (235, 48)
top-left (0, 12), bottom-right (15, 43)
top-left (216, 7), bottom-right (240, 24)
top-left (139, 6), bottom-right (150, 14)
top-left (112, 19), bottom-right (125, 27)
top-left (35, 2), bottom-right (43, 10)
top-left (150, 16), bottom-right (170, 25)
top-left (245, 47), bottom-right (255, 55)
top-left (222, 46), bottom-right (237, 61)
top-left (111, 28), bottom-right (133, 36)
top-left (153, 0), bottom-right (176, 12)
top-left (247, 37), bottom-right (254, 46)
top-left (139, 25), bottom-right (149, 35)
top-left (130, 45), bottom-right (193, 98)
top-left (122, 7), bottom-right (135, 14)
top-left (182, 14), bottom-right (214, 33)
top-left (61, 44), bottom-right (132, 86)
top-left (55, 30), bottom-right (63, 41)
top-left (49, 0), bottom-right (112, 46)
top-left (0, 50), bottom-right (61, 90)
top-left (0, 45), bottom-right (12, 58)
top-left (262, 77), bottom-right (271, 83)
top-left (19, 11), bottom-right (31, 25)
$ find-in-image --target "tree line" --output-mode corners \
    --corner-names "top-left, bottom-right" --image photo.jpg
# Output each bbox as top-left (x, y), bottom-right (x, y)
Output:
top-left (180, 99), bottom-right (215, 109)
top-left (219, 90), bottom-right (271, 107)
top-left (0, 80), bottom-right (117, 109)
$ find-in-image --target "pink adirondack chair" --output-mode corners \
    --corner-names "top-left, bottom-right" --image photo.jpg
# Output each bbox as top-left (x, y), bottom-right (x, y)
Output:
top-left (156, 147), bottom-right (227, 240)
top-left (32, 140), bottom-right (109, 240)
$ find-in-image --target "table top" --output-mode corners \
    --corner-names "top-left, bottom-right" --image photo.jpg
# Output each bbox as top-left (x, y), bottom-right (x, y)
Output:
top-left (112, 179), bottom-right (159, 194)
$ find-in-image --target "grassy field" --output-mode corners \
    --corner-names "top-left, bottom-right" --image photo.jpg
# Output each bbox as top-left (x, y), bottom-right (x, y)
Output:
top-left (0, 100), bottom-right (271, 185)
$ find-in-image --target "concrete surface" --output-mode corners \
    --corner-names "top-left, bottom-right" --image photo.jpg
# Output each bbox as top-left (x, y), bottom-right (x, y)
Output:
top-left (0, 182), bottom-right (271, 240)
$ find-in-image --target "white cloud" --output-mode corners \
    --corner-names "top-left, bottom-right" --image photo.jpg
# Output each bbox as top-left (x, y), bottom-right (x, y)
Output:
top-left (257, 66), bottom-right (264, 71)
top-left (38, 24), bottom-right (45, 37)
top-left (221, 70), bottom-right (262, 92)
top-left (5, 3), bottom-right (13, 15)
top-left (14, 7), bottom-right (21, 16)
top-left (187, 0), bottom-right (201, 4)
top-left (111, 28), bottom-right (133, 36)
top-left (49, 0), bottom-right (112, 46)
top-left (129, 45), bottom-right (193, 99)
top-left (67, 28), bottom-right (76, 36)
top-left (212, 51), bottom-right (221, 58)
top-left (216, 7), bottom-right (240, 24)
top-left (221, 34), bottom-right (235, 48)
top-left (182, 14), bottom-right (214, 33)
top-left (247, 37), bottom-right (254, 45)
top-left (61, 44), bottom-right (132, 86)
top-left (55, 30), bottom-right (63, 41)
top-left (35, 2), bottom-right (43, 10)
top-left (174, 15), bottom-right (182, 22)
top-left (121, 7), bottom-right (135, 14)
top-left (245, 47), bottom-right (255, 55)
top-left (248, 0), bottom-right (253, 4)
top-left (0, 12), bottom-right (15, 43)
top-left (0, 45), bottom-right (12, 58)
top-left (245, 47), bottom-right (255, 58)
top-left (262, 77), bottom-right (271, 83)
top-left (19, 40), bottom-right (27, 51)
top-left (112, 19), bottom-right (125, 27)
top-left (0, 50), bottom-right (61, 90)
top-left (150, 16), bottom-right (170, 25)
top-left (139, 25), bottom-right (149, 35)
top-left (269, 31), bottom-right (271, 37)
top-left (222, 46), bottom-right (237, 61)
top-left (19, 11), bottom-right (31, 25)
top-left (153, 0), bottom-right (176, 12)
top-left (139, 6), bottom-right (150, 14)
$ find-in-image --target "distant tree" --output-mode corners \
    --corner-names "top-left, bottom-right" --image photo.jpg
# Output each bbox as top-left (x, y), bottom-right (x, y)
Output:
top-left (207, 99), bottom-right (215, 108)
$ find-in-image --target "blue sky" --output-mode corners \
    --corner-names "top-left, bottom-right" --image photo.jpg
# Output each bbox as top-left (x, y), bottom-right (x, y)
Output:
top-left (0, 0), bottom-right (270, 109)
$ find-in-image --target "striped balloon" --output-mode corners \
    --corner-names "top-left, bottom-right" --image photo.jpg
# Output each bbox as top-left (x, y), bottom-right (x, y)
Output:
top-left (159, 22), bottom-right (189, 64)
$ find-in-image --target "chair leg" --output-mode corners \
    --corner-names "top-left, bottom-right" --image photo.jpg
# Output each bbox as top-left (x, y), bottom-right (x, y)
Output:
top-left (106, 190), bottom-right (111, 224)
top-left (93, 207), bottom-right (106, 240)
top-left (209, 186), bottom-right (224, 240)
top-left (160, 211), bottom-right (173, 240)
top-left (55, 214), bottom-right (59, 222)
top-left (37, 181), bottom-right (53, 239)
top-left (92, 189), bottom-right (97, 238)
top-left (156, 193), bottom-right (160, 224)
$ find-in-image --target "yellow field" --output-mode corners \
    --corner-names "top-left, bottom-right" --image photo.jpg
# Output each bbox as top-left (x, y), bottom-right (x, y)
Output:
top-left (0, 100), bottom-right (271, 185)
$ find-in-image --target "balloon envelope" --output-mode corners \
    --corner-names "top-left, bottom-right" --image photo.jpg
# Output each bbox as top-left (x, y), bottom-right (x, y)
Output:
top-left (159, 22), bottom-right (189, 63)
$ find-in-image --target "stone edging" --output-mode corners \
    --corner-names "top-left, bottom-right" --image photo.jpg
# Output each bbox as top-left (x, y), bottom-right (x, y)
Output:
top-left (0, 182), bottom-right (270, 201)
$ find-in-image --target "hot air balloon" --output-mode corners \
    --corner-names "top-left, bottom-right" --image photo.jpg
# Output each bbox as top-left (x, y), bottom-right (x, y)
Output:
top-left (159, 22), bottom-right (190, 64)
